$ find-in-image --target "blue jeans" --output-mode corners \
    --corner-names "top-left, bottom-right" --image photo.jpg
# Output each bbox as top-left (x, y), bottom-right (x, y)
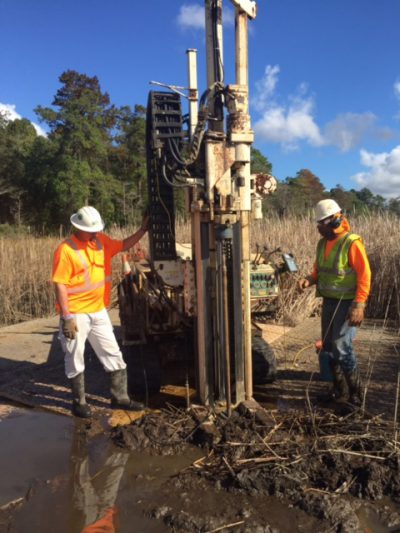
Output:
top-left (321, 298), bottom-right (357, 373)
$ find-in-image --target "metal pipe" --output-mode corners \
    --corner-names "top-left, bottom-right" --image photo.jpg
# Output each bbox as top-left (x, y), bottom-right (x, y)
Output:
top-left (222, 247), bottom-right (232, 416)
top-left (215, 239), bottom-right (224, 399)
top-left (234, 6), bottom-right (254, 399)
top-left (234, 9), bottom-right (252, 211)
top-left (186, 49), bottom-right (198, 139)
top-left (242, 236), bottom-right (253, 400)
top-left (193, 206), bottom-right (208, 404)
top-left (205, 0), bottom-right (224, 132)
top-left (232, 222), bottom-right (245, 402)
top-left (235, 8), bottom-right (249, 89)
top-left (205, 0), bottom-right (224, 86)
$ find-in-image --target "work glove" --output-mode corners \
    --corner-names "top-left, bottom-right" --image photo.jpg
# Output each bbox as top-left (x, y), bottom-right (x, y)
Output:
top-left (62, 317), bottom-right (78, 340)
top-left (298, 276), bottom-right (315, 291)
top-left (347, 305), bottom-right (365, 327)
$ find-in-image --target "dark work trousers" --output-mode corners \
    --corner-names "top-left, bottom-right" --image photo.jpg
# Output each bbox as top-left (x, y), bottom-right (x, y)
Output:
top-left (321, 297), bottom-right (357, 373)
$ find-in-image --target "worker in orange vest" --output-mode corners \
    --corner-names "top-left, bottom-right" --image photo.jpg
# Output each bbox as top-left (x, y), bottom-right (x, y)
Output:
top-left (70, 422), bottom-right (126, 532)
top-left (52, 206), bottom-right (148, 418)
top-left (299, 199), bottom-right (371, 406)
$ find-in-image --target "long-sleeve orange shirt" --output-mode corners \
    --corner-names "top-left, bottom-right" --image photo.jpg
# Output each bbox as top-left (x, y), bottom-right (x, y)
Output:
top-left (310, 218), bottom-right (371, 303)
top-left (52, 233), bottom-right (123, 313)
top-left (82, 506), bottom-right (117, 533)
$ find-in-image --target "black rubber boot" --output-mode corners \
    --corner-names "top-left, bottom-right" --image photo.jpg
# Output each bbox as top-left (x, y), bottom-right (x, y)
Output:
top-left (345, 367), bottom-right (363, 406)
top-left (69, 373), bottom-right (91, 418)
top-left (330, 360), bottom-right (349, 403)
top-left (110, 369), bottom-right (144, 411)
top-left (317, 361), bottom-right (348, 404)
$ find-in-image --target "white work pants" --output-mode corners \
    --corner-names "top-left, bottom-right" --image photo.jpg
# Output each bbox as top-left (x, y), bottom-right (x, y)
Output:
top-left (59, 309), bottom-right (126, 379)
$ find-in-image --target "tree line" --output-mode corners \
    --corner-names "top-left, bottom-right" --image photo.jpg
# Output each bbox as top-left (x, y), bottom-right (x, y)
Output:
top-left (261, 168), bottom-right (400, 218)
top-left (0, 70), bottom-right (147, 232)
top-left (1, 70), bottom-right (398, 233)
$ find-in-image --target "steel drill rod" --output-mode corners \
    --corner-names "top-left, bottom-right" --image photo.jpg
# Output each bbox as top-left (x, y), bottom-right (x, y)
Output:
top-left (222, 249), bottom-right (232, 416)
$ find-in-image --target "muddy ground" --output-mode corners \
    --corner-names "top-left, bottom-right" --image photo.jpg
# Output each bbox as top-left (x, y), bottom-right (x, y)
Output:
top-left (0, 313), bottom-right (399, 532)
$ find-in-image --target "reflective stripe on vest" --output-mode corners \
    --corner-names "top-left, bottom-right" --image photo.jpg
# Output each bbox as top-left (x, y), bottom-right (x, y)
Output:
top-left (64, 238), bottom-right (112, 295)
top-left (316, 233), bottom-right (360, 300)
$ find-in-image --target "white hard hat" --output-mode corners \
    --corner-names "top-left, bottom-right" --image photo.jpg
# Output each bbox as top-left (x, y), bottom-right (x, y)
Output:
top-left (70, 206), bottom-right (104, 232)
top-left (315, 199), bottom-right (341, 222)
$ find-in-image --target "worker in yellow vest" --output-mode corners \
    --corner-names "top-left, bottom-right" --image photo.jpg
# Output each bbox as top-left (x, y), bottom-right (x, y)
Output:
top-left (299, 199), bottom-right (371, 405)
top-left (52, 206), bottom-right (148, 418)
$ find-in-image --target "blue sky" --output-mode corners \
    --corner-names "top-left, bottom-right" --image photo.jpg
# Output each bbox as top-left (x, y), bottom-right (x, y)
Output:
top-left (1, 0), bottom-right (400, 198)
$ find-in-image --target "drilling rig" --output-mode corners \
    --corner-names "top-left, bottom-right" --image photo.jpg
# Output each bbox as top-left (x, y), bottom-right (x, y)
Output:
top-left (119, 0), bottom-right (291, 410)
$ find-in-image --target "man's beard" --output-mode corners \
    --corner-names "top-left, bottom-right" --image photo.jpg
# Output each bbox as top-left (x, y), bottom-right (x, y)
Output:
top-left (318, 226), bottom-right (336, 240)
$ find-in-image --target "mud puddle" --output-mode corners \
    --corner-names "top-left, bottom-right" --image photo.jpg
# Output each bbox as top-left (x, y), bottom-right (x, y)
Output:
top-left (0, 406), bottom-right (73, 506)
top-left (1, 404), bottom-right (400, 533)
top-left (109, 403), bottom-right (400, 532)
top-left (0, 406), bottom-right (203, 532)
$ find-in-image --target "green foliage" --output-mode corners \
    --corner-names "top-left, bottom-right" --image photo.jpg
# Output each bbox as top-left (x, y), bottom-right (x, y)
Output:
top-left (0, 70), bottom-right (398, 230)
top-left (292, 169), bottom-right (325, 205)
top-left (110, 105), bottom-right (147, 225)
top-left (0, 117), bottom-right (37, 224)
top-left (263, 169), bottom-right (325, 216)
top-left (0, 223), bottom-right (31, 236)
top-left (329, 185), bottom-right (361, 214)
top-left (388, 197), bottom-right (400, 215)
top-left (251, 147), bottom-right (272, 174)
top-left (352, 187), bottom-right (387, 212)
top-left (31, 70), bottom-right (123, 227)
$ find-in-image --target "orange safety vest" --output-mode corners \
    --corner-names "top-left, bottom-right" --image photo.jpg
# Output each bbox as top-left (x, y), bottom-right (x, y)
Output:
top-left (64, 237), bottom-right (112, 296)
top-left (53, 235), bottom-right (118, 314)
top-left (53, 237), bottom-right (111, 314)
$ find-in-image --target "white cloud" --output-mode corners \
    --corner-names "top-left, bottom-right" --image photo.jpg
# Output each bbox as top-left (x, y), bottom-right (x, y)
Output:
top-left (31, 123), bottom-right (46, 137)
top-left (253, 65), bottom-right (384, 152)
top-left (323, 112), bottom-right (377, 152)
top-left (394, 80), bottom-right (400, 101)
top-left (254, 100), bottom-right (323, 151)
top-left (253, 65), bottom-right (323, 150)
top-left (253, 65), bottom-right (280, 111)
top-left (0, 103), bottom-right (20, 122)
top-left (351, 146), bottom-right (400, 198)
top-left (177, 4), bottom-right (205, 30)
top-left (0, 102), bottom-right (46, 136)
top-left (177, 3), bottom-right (234, 31)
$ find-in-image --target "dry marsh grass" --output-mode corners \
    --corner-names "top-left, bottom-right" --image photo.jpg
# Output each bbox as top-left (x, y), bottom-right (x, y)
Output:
top-left (0, 235), bottom-right (59, 324)
top-left (0, 214), bottom-right (398, 328)
top-left (251, 213), bottom-right (400, 328)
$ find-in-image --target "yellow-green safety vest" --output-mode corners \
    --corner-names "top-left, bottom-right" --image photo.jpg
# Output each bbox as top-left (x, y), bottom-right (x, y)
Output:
top-left (316, 232), bottom-right (360, 300)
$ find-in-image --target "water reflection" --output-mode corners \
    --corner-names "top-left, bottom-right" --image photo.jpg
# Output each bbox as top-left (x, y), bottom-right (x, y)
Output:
top-left (70, 423), bottom-right (128, 532)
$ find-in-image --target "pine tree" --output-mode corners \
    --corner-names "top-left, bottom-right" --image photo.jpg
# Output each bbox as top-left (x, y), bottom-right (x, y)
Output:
top-left (35, 70), bottom-right (119, 226)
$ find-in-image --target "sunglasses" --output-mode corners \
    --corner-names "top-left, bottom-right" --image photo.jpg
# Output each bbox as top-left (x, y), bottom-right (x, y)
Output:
top-left (317, 217), bottom-right (334, 226)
